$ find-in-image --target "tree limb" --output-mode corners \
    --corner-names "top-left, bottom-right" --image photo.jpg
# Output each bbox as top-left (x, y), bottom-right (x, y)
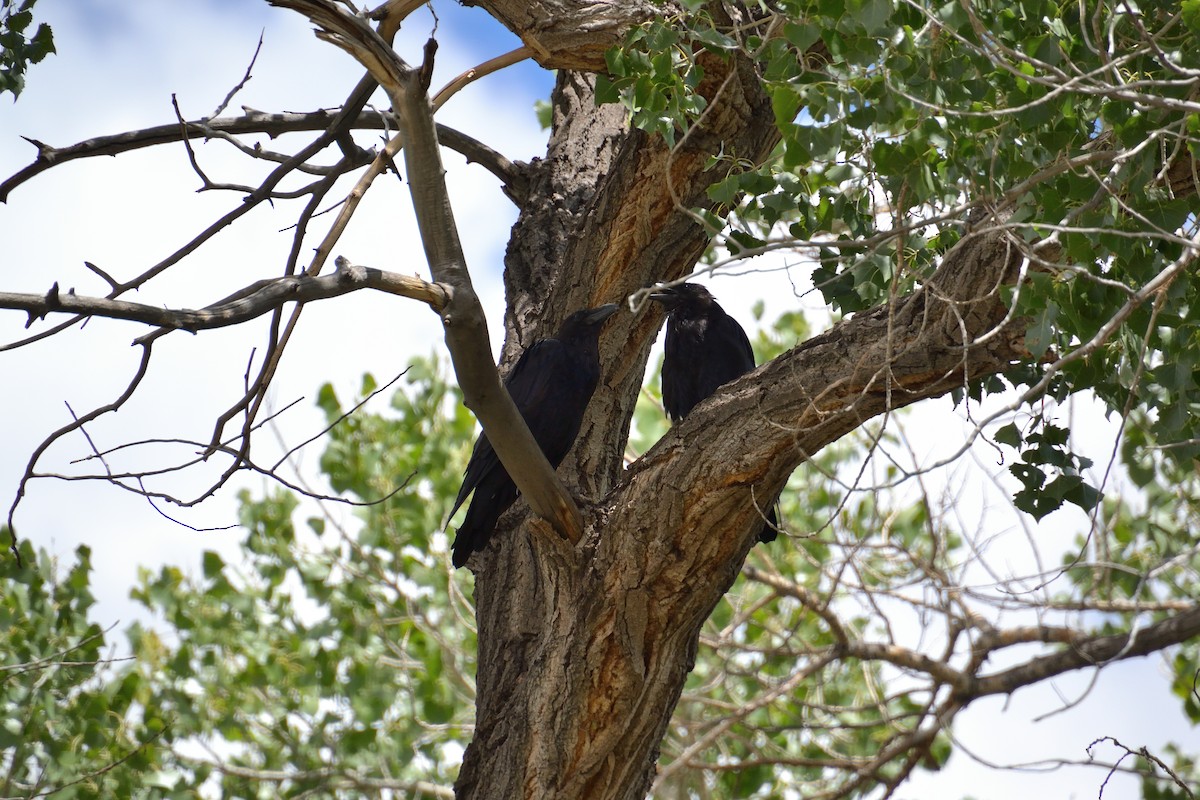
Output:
top-left (466, 0), bottom-right (663, 70)
top-left (270, 0), bottom-right (587, 544)
top-left (8, 343), bottom-right (154, 562)
top-left (969, 605), bottom-right (1200, 698)
top-left (0, 111), bottom-right (528, 203)
top-left (1, 259), bottom-right (447, 337)
top-left (5, 63), bottom-right (386, 552)
top-left (431, 45), bottom-right (533, 110)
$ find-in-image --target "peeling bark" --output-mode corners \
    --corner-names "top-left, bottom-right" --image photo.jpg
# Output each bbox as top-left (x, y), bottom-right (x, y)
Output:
top-left (465, 0), bottom-right (663, 70)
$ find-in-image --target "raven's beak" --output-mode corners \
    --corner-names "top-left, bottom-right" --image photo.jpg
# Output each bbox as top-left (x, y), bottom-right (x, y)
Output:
top-left (648, 285), bottom-right (678, 307)
top-left (585, 303), bottom-right (621, 324)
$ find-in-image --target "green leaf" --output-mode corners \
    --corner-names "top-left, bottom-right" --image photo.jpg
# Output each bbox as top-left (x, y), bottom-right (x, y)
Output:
top-left (994, 423), bottom-right (1022, 448)
top-left (1184, 0), bottom-right (1200, 32)
top-left (534, 98), bottom-right (552, 130)
top-left (783, 20), bottom-right (821, 51)
top-left (201, 550), bottom-right (225, 579)
top-left (1025, 300), bottom-right (1059, 359)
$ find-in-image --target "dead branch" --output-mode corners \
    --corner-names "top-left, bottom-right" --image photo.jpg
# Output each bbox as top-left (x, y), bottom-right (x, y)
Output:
top-left (4, 30), bottom-right (394, 559)
top-left (8, 343), bottom-right (153, 562)
top-left (1, 259), bottom-right (447, 337)
top-left (741, 564), bottom-right (1196, 705)
top-left (271, 0), bottom-right (589, 546)
top-left (431, 45), bottom-right (534, 110)
top-left (1, 111), bottom-right (528, 204)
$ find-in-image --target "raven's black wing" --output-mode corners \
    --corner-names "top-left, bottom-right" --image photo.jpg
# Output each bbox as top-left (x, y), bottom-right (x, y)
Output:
top-left (694, 307), bottom-right (755, 399)
top-left (661, 303), bottom-right (777, 541)
top-left (448, 338), bottom-right (577, 567)
top-left (447, 305), bottom-right (615, 567)
top-left (447, 338), bottom-right (568, 521)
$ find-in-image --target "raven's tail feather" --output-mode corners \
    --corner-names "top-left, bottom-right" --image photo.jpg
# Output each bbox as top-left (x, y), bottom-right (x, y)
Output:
top-left (450, 485), bottom-right (516, 568)
top-left (756, 501), bottom-right (781, 544)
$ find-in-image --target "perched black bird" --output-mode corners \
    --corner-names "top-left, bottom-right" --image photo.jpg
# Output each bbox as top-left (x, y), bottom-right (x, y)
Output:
top-left (650, 283), bottom-right (778, 542)
top-left (447, 303), bottom-right (620, 567)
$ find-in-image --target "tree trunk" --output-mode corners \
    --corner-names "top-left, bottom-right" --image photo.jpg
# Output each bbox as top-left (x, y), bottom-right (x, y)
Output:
top-left (454, 19), bottom-right (1030, 798)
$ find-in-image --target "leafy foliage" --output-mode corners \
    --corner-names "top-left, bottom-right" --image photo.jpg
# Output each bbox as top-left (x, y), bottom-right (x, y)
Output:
top-left (0, 538), bottom-right (170, 798)
top-left (123, 357), bottom-right (478, 797)
top-left (598, 0), bottom-right (1200, 526)
top-left (0, 0), bottom-right (53, 99)
top-left (5, 331), bottom-right (1199, 797)
top-left (0, 359), bottom-right (479, 798)
top-left (995, 419), bottom-right (1102, 519)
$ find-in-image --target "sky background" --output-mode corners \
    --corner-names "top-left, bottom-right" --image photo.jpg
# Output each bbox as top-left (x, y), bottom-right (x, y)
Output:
top-left (0, 2), bottom-right (1193, 798)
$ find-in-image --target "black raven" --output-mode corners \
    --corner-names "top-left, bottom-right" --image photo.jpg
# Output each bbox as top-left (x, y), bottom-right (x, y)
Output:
top-left (447, 303), bottom-right (620, 567)
top-left (650, 283), bottom-right (778, 542)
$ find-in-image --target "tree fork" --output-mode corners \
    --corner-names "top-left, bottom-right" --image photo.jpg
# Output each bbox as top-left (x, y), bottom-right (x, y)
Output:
top-left (459, 218), bottom-right (1028, 798)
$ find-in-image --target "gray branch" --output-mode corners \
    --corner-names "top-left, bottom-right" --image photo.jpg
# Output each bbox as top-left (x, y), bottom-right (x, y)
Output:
top-left (269, 0), bottom-right (584, 543)
top-left (1, 258), bottom-right (447, 340)
top-left (969, 605), bottom-right (1200, 698)
top-left (1, 111), bottom-right (528, 203)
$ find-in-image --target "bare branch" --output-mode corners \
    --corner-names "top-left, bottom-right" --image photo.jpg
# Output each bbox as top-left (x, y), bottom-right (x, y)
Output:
top-left (270, 366), bottom-right (409, 471)
top-left (272, 0), bottom-right (588, 545)
top-left (431, 45), bottom-right (534, 110)
top-left (209, 31), bottom-right (265, 119)
top-left (172, 751), bottom-right (455, 798)
top-left (742, 565), bottom-right (850, 645)
top-left (7, 55), bottom-right (396, 550)
top-left (1088, 737), bottom-right (1198, 800)
top-left (0, 260), bottom-right (446, 336)
top-left (969, 606), bottom-right (1200, 698)
top-left (9, 343), bottom-right (154, 561)
top-left (305, 134), bottom-right (405, 276)
top-left (2, 74), bottom-right (383, 362)
top-left (1, 111), bottom-right (528, 203)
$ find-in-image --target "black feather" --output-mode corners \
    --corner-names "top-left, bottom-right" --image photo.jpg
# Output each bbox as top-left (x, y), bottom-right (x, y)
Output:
top-left (448, 304), bottom-right (620, 567)
top-left (651, 283), bottom-right (779, 542)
